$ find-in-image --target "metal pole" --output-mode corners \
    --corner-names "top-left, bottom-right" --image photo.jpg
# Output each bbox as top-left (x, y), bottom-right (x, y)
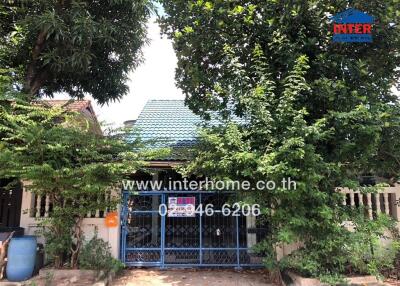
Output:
top-left (199, 193), bottom-right (202, 266)
top-left (235, 193), bottom-right (241, 270)
top-left (161, 193), bottom-right (165, 268)
top-left (120, 191), bottom-right (127, 264)
top-left (235, 214), bottom-right (240, 269)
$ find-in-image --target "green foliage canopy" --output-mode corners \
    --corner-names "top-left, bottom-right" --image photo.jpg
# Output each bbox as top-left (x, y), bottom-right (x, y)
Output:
top-left (0, 79), bottom-right (166, 268)
top-left (160, 1), bottom-right (399, 116)
top-left (159, 0), bottom-right (400, 278)
top-left (0, 0), bottom-right (152, 103)
top-left (159, 0), bottom-right (400, 180)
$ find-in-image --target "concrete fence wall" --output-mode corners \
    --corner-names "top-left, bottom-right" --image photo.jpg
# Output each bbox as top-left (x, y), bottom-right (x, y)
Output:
top-left (19, 182), bottom-right (120, 259)
top-left (276, 184), bottom-right (400, 259)
top-left (19, 182), bottom-right (400, 260)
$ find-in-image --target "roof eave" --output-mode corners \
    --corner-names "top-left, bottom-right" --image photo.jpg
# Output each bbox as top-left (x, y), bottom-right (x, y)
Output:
top-left (146, 160), bottom-right (185, 168)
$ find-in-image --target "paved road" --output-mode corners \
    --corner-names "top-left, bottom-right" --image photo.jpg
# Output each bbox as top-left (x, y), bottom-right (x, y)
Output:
top-left (112, 269), bottom-right (276, 286)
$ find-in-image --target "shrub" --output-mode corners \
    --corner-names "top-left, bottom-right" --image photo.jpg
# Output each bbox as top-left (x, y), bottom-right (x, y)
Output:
top-left (78, 233), bottom-right (124, 274)
top-left (39, 216), bottom-right (74, 268)
top-left (280, 213), bottom-right (400, 283)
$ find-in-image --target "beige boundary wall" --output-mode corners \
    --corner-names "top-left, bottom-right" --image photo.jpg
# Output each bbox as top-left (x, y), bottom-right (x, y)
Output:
top-left (19, 182), bottom-right (120, 259)
top-left (276, 184), bottom-right (400, 259)
top-left (19, 182), bottom-right (400, 261)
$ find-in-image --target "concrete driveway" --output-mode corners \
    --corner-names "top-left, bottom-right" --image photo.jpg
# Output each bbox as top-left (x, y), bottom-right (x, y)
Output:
top-left (112, 269), bottom-right (276, 286)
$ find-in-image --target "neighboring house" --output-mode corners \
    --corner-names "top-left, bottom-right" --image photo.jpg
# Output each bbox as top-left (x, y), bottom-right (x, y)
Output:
top-left (44, 99), bottom-right (102, 135)
top-left (1, 99), bottom-right (100, 230)
top-left (3, 100), bottom-right (120, 256)
top-left (9, 99), bottom-right (400, 266)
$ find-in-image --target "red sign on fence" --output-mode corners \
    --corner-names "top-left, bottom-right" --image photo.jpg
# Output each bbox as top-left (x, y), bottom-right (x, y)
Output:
top-left (168, 197), bottom-right (196, 217)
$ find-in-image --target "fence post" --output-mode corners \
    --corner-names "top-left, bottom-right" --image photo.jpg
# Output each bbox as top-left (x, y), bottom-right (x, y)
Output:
top-left (151, 173), bottom-right (159, 245)
top-left (107, 187), bottom-right (121, 259)
top-left (19, 181), bottom-right (35, 229)
top-left (391, 184), bottom-right (400, 222)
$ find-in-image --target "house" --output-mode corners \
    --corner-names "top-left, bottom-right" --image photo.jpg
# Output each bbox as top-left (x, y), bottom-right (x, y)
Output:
top-left (1, 100), bottom-right (120, 255)
top-left (44, 99), bottom-right (102, 135)
top-left (1, 100), bottom-right (101, 231)
top-left (9, 99), bottom-right (400, 267)
top-left (120, 100), bottom-right (269, 267)
top-left (121, 100), bottom-right (400, 267)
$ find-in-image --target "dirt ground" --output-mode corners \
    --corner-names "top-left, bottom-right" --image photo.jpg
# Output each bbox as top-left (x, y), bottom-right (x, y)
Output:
top-left (386, 279), bottom-right (400, 286)
top-left (112, 269), bottom-right (276, 286)
top-left (0, 269), bottom-right (98, 286)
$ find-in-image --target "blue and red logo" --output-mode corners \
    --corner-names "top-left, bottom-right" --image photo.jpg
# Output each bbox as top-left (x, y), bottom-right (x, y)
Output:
top-left (332, 8), bottom-right (374, 43)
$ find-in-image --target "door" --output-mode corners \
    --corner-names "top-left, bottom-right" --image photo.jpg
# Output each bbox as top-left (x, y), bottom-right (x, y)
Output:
top-left (164, 193), bottom-right (201, 265)
top-left (0, 179), bottom-right (22, 228)
top-left (200, 192), bottom-right (238, 266)
top-left (121, 192), bottom-right (164, 266)
top-left (121, 191), bottom-right (268, 268)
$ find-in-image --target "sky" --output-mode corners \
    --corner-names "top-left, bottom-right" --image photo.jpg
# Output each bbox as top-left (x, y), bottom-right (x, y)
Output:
top-left (55, 16), bottom-right (184, 127)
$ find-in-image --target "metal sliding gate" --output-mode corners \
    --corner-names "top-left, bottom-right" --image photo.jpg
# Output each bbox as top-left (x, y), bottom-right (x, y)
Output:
top-left (120, 191), bottom-right (266, 268)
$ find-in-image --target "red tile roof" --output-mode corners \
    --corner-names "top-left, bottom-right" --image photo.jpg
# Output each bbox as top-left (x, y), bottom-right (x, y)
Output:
top-left (43, 100), bottom-right (102, 134)
top-left (44, 100), bottom-right (92, 112)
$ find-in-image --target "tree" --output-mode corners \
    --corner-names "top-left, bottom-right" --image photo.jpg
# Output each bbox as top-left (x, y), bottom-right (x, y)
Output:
top-left (0, 0), bottom-right (152, 103)
top-left (159, 1), bottom-right (399, 119)
top-left (159, 0), bottom-right (400, 280)
top-left (0, 80), bottom-right (166, 268)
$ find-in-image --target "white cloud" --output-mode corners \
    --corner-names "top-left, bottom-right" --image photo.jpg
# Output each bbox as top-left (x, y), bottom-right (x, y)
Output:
top-left (55, 17), bottom-right (183, 127)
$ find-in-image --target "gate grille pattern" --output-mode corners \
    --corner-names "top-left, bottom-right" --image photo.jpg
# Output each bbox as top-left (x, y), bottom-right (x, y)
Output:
top-left (121, 191), bottom-right (266, 267)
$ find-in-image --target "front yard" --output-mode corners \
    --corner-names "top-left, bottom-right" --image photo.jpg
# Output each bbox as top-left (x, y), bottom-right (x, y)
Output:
top-left (112, 269), bottom-right (274, 286)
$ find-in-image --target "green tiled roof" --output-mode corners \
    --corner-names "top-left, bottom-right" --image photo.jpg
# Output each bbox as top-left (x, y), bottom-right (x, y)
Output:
top-left (133, 100), bottom-right (246, 160)
top-left (134, 100), bottom-right (202, 149)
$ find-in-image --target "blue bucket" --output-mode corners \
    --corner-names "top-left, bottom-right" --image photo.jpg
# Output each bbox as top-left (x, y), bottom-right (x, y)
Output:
top-left (6, 235), bottom-right (37, 281)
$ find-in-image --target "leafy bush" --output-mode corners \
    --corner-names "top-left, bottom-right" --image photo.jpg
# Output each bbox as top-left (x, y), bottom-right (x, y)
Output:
top-left (280, 213), bottom-right (400, 283)
top-left (38, 216), bottom-right (74, 268)
top-left (78, 233), bottom-right (124, 274)
top-left (0, 86), bottom-right (152, 268)
top-left (279, 232), bottom-right (350, 284)
top-left (351, 240), bottom-right (400, 278)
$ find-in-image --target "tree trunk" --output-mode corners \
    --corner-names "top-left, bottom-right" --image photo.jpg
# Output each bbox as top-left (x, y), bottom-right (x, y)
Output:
top-left (53, 250), bottom-right (63, 269)
top-left (24, 30), bottom-right (48, 96)
top-left (0, 231), bottom-right (14, 279)
top-left (53, 222), bottom-right (64, 269)
top-left (52, 194), bottom-right (64, 269)
top-left (70, 216), bottom-right (84, 269)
